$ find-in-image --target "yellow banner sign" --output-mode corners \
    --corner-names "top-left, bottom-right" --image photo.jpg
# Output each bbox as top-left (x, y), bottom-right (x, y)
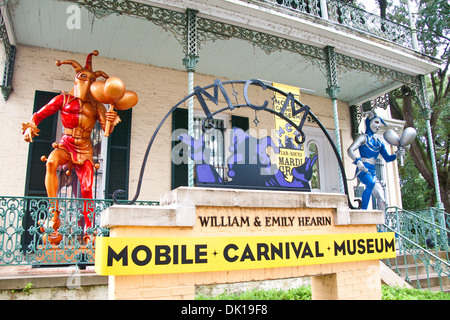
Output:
top-left (272, 83), bottom-right (305, 182)
top-left (95, 233), bottom-right (396, 276)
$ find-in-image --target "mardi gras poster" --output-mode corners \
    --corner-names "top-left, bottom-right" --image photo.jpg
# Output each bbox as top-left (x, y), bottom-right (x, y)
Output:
top-left (272, 83), bottom-right (306, 183)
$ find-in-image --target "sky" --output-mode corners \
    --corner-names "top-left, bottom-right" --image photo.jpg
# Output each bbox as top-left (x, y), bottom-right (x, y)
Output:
top-left (357, 0), bottom-right (408, 15)
top-left (360, 1), bottom-right (380, 14)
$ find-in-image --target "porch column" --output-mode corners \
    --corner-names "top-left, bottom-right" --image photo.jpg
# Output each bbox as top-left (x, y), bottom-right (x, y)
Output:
top-left (417, 75), bottom-right (443, 209)
top-left (319, 0), bottom-right (329, 19)
top-left (406, 0), bottom-right (419, 51)
top-left (0, 6), bottom-right (16, 101)
top-left (324, 46), bottom-right (344, 194)
top-left (182, 9), bottom-right (199, 187)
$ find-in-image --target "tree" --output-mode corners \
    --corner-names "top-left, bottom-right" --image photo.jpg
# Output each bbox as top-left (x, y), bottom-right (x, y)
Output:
top-left (399, 154), bottom-right (434, 210)
top-left (377, 0), bottom-right (388, 18)
top-left (387, 0), bottom-right (449, 212)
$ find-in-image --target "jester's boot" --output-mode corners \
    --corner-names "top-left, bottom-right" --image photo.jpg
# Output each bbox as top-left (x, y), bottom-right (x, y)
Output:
top-left (83, 232), bottom-right (96, 245)
top-left (39, 209), bottom-right (63, 245)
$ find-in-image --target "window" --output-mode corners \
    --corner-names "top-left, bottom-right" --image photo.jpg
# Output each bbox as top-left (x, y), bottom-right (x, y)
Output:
top-left (171, 109), bottom-right (248, 189)
top-left (303, 126), bottom-right (340, 194)
top-left (193, 115), bottom-right (226, 181)
top-left (307, 141), bottom-right (320, 190)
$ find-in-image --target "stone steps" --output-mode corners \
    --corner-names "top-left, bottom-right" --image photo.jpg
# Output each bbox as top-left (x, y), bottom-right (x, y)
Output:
top-left (384, 251), bottom-right (450, 293)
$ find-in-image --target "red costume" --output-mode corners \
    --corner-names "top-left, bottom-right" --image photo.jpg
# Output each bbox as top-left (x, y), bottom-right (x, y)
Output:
top-left (23, 51), bottom-right (136, 245)
top-left (22, 51), bottom-right (119, 244)
top-left (31, 93), bottom-right (109, 167)
top-left (29, 92), bottom-right (111, 230)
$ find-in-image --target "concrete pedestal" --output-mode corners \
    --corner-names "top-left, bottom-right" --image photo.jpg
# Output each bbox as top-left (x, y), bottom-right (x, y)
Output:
top-left (97, 187), bottom-right (391, 300)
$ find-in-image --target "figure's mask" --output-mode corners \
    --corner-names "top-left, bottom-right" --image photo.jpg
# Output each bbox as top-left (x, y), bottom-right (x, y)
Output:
top-left (56, 50), bottom-right (108, 100)
top-left (364, 110), bottom-right (387, 135)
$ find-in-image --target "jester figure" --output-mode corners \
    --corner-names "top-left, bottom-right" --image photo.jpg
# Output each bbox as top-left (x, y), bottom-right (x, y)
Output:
top-left (347, 111), bottom-right (404, 211)
top-left (22, 51), bottom-right (122, 245)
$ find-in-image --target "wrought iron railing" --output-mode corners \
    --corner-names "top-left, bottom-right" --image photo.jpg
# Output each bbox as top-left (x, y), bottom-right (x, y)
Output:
top-left (260, 0), bottom-right (414, 49)
top-left (268, 0), bottom-right (322, 16)
top-left (327, 0), bottom-right (413, 49)
top-left (0, 196), bottom-right (158, 266)
top-left (381, 207), bottom-right (450, 292)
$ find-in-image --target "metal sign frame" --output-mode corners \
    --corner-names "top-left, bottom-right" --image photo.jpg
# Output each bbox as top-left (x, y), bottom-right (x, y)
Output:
top-left (113, 79), bottom-right (360, 209)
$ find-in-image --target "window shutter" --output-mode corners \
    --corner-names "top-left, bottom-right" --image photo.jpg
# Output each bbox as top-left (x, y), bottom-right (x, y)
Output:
top-left (105, 108), bottom-right (132, 200)
top-left (231, 115), bottom-right (249, 131)
top-left (23, 91), bottom-right (58, 248)
top-left (24, 91), bottom-right (59, 197)
top-left (171, 108), bottom-right (188, 189)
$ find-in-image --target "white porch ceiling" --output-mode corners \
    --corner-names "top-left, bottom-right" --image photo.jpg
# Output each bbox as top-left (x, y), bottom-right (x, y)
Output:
top-left (7, 0), bottom-right (407, 103)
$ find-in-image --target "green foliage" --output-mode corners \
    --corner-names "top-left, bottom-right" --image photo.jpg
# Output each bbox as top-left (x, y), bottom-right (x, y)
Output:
top-left (11, 283), bottom-right (33, 295)
top-left (399, 155), bottom-right (433, 210)
top-left (196, 286), bottom-right (312, 300)
top-left (386, 0), bottom-right (449, 211)
top-left (196, 285), bottom-right (450, 300)
top-left (382, 285), bottom-right (450, 300)
top-left (414, 0), bottom-right (450, 58)
top-left (388, 0), bottom-right (450, 58)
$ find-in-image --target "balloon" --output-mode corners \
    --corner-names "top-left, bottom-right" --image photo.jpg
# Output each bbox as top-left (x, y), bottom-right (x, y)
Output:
top-left (104, 77), bottom-right (126, 103)
top-left (383, 129), bottom-right (400, 146)
top-left (90, 80), bottom-right (109, 104)
top-left (115, 91), bottom-right (138, 110)
top-left (383, 127), bottom-right (416, 167)
top-left (399, 127), bottom-right (416, 147)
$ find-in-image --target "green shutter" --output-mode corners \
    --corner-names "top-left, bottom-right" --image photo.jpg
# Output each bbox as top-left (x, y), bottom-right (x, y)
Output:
top-left (23, 91), bottom-right (58, 248)
top-left (24, 91), bottom-right (59, 197)
top-left (105, 108), bottom-right (132, 200)
top-left (171, 108), bottom-right (188, 189)
top-left (231, 115), bottom-right (249, 131)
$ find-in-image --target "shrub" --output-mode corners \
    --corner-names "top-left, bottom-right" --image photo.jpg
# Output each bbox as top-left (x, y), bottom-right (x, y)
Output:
top-left (196, 285), bottom-right (450, 300)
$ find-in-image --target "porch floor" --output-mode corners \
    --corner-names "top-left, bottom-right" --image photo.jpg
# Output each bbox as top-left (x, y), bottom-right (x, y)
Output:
top-left (0, 264), bottom-right (107, 294)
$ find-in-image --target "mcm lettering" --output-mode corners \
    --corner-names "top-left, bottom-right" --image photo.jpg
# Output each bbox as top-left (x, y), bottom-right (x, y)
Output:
top-left (194, 79), bottom-right (272, 120)
top-left (278, 92), bottom-right (310, 128)
top-left (194, 79), bottom-right (235, 119)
